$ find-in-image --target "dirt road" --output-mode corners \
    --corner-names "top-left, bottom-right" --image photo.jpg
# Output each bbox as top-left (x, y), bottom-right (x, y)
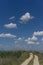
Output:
top-left (21, 53), bottom-right (33, 65)
top-left (33, 55), bottom-right (40, 65)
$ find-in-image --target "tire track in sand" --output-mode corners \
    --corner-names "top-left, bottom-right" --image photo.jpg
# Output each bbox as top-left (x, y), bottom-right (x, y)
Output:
top-left (21, 53), bottom-right (33, 65)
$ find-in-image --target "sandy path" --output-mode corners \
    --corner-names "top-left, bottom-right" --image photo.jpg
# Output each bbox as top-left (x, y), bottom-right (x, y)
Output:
top-left (33, 55), bottom-right (40, 65)
top-left (21, 53), bottom-right (33, 65)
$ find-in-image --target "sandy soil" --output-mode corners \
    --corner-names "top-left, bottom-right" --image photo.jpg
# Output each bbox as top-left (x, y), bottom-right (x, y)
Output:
top-left (33, 55), bottom-right (40, 65)
top-left (21, 53), bottom-right (33, 65)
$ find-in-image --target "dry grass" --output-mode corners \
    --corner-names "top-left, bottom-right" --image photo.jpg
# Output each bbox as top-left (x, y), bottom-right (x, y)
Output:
top-left (0, 51), bottom-right (43, 65)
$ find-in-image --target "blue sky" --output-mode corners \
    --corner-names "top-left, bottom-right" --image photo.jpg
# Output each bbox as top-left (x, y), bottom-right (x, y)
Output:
top-left (0, 0), bottom-right (43, 51)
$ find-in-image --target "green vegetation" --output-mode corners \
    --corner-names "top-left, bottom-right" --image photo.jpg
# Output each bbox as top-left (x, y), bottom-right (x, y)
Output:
top-left (0, 51), bottom-right (43, 65)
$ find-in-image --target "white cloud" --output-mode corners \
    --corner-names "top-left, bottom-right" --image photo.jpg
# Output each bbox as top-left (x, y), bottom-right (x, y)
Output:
top-left (25, 36), bottom-right (37, 42)
top-left (0, 33), bottom-right (16, 38)
top-left (33, 31), bottom-right (43, 36)
top-left (25, 39), bottom-right (39, 44)
top-left (17, 37), bottom-right (22, 41)
top-left (41, 38), bottom-right (43, 41)
top-left (31, 36), bottom-right (37, 40)
top-left (4, 23), bottom-right (17, 28)
top-left (9, 16), bottom-right (15, 20)
top-left (25, 35), bottom-right (38, 44)
top-left (20, 12), bottom-right (34, 23)
top-left (25, 31), bottom-right (43, 44)
top-left (15, 37), bottom-right (22, 43)
top-left (25, 38), bottom-right (34, 44)
top-left (26, 40), bottom-right (35, 44)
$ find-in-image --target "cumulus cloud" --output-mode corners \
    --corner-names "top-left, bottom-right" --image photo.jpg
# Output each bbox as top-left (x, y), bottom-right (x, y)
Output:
top-left (24, 31), bottom-right (43, 44)
top-left (15, 37), bottom-right (22, 43)
top-left (33, 31), bottom-right (43, 36)
top-left (4, 23), bottom-right (17, 28)
top-left (25, 36), bottom-right (37, 41)
top-left (0, 33), bottom-right (16, 38)
top-left (17, 37), bottom-right (22, 41)
top-left (41, 38), bottom-right (43, 41)
top-left (20, 12), bottom-right (34, 23)
top-left (25, 39), bottom-right (39, 44)
top-left (31, 36), bottom-right (37, 41)
top-left (9, 16), bottom-right (15, 20)
top-left (25, 31), bottom-right (43, 44)
top-left (25, 36), bottom-right (38, 44)
top-left (25, 40), bottom-right (35, 44)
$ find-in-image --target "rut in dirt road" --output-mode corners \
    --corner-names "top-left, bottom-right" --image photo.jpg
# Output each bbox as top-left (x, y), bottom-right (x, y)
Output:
top-left (21, 53), bottom-right (33, 65)
top-left (33, 55), bottom-right (40, 65)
